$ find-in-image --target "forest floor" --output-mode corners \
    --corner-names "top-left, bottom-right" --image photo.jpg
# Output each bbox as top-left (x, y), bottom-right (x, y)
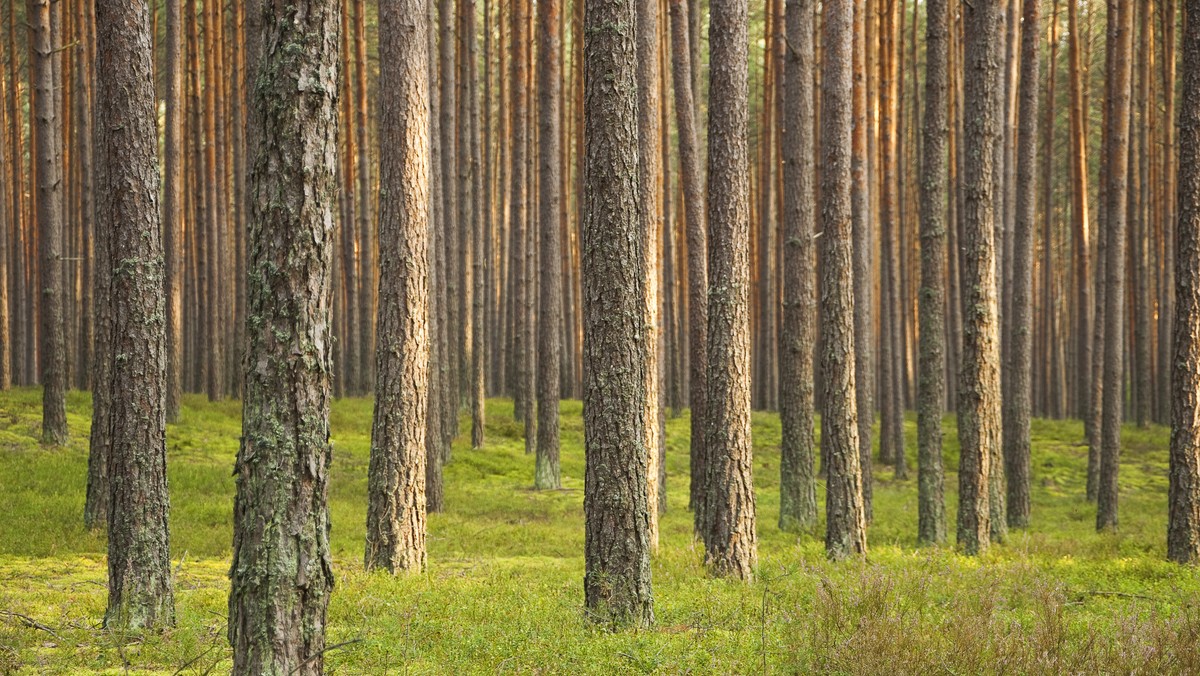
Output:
top-left (0, 387), bottom-right (1198, 673)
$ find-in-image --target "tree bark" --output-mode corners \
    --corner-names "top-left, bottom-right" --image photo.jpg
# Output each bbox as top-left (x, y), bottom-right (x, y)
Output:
top-left (355, 0), bottom-right (375, 394)
top-left (667, 0), bottom-right (709, 533)
top-left (703, 0), bottom-right (757, 580)
top-left (365, 0), bottom-right (432, 574)
top-left (536, 0), bottom-right (563, 490)
top-left (164, 0), bottom-right (184, 422)
top-left (1170, 0), bottom-right (1200, 563)
top-left (956, 0), bottom-right (1004, 556)
top-left (29, 0), bottom-right (67, 445)
top-left (819, 0), bottom-right (868, 561)
top-left (582, 0), bottom-right (654, 627)
top-left (851, 0), bottom-right (874, 522)
top-left (469, 0), bottom-right (487, 449)
top-left (917, 0), bottom-right (948, 546)
top-left (1067, 0), bottom-right (1091, 424)
top-left (229, 1), bottom-right (339, 671)
top-left (1097, 0), bottom-right (1133, 532)
top-left (779, 0), bottom-right (817, 534)
top-left (1003, 0), bottom-right (1039, 531)
top-left (94, 0), bottom-right (175, 629)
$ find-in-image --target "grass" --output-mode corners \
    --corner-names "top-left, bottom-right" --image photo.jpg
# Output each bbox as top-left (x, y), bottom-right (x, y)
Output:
top-left (0, 386), bottom-right (1198, 673)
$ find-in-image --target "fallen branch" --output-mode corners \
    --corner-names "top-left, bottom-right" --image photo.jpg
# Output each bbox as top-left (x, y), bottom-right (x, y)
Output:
top-left (0, 610), bottom-right (62, 640)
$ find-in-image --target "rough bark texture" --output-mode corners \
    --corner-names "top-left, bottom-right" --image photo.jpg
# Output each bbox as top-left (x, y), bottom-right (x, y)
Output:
top-left (820, 0), bottom-right (867, 561)
top-left (164, 0), bottom-right (184, 423)
top-left (440, 0), bottom-right (461, 448)
top-left (1003, 0), bottom-right (1038, 531)
top-left (1097, 0), bottom-right (1133, 532)
top-left (354, 0), bottom-right (375, 393)
top-left (228, 2), bottom-right (339, 672)
top-left (1170, 0), bottom-right (1200, 563)
top-left (95, 0), bottom-right (175, 630)
top-left (637, 0), bottom-right (663, 549)
top-left (667, 0), bottom-right (709, 533)
top-left (917, 0), bottom-right (947, 547)
top-left (536, 0), bottom-right (563, 490)
top-left (29, 0), bottom-right (67, 445)
top-left (956, 0), bottom-right (1004, 556)
top-left (365, 0), bottom-right (432, 574)
top-left (851, 0), bottom-right (874, 522)
top-left (582, 0), bottom-right (654, 627)
top-left (703, 0), bottom-right (757, 580)
top-left (469, 0), bottom-right (487, 449)
top-left (426, 0), bottom-right (447, 513)
top-left (779, 0), bottom-right (817, 534)
top-left (510, 0), bottom-right (531, 442)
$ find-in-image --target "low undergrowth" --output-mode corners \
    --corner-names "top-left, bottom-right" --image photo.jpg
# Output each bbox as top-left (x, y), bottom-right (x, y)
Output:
top-left (0, 387), bottom-right (1195, 673)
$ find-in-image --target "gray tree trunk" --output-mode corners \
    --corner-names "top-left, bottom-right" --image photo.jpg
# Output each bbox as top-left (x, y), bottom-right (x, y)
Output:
top-left (917, 0), bottom-right (948, 547)
top-left (536, 0), bottom-right (562, 490)
top-left (228, 2), bottom-right (339, 671)
top-left (95, 0), bottom-right (175, 630)
top-left (779, 0), bottom-right (817, 534)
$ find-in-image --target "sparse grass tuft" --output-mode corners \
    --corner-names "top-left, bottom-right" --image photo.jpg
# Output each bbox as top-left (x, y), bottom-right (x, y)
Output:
top-left (0, 386), bottom-right (1196, 673)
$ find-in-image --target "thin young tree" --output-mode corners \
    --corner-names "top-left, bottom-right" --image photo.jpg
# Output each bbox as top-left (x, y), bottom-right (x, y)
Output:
top-left (581, 0), bottom-right (654, 627)
top-left (1170, 0), bottom-right (1200, 563)
top-left (703, 0), bottom-right (757, 579)
top-left (1097, 0), bottom-right (1133, 532)
top-left (666, 0), bottom-right (709, 532)
top-left (820, 0), bottom-right (867, 561)
top-left (365, 0), bottom-right (433, 573)
top-left (29, 0), bottom-right (67, 445)
top-left (957, 0), bottom-right (1004, 555)
top-left (779, 0), bottom-right (817, 533)
top-left (95, 0), bottom-right (175, 629)
top-left (1003, 0), bottom-right (1039, 530)
top-left (228, 1), bottom-right (339, 671)
top-left (917, 0), bottom-right (948, 546)
top-left (535, 0), bottom-right (563, 490)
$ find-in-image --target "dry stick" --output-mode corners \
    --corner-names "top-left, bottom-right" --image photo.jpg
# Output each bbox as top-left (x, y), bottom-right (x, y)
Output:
top-left (0, 610), bottom-right (62, 640)
top-left (287, 638), bottom-right (364, 675)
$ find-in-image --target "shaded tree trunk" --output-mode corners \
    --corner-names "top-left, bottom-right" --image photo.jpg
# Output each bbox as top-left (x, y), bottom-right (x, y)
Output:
top-left (667, 0), bottom-right (709, 532)
top-left (851, 0), bottom-right (874, 522)
top-left (581, 0), bottom-right (654, 627)
top-left (1097, 0), bottom-right (1133, 532)
top-left (779, 0), bottom-right (817, 533)
top-left (164, 0), bottom-right (184, 422)
top-left (917, 0), bottom-right (948, 547)
top-left (1067, 0), bottom-right (1091, 424)
top-left (95, 0), bottom-right (174, 629)
top-left (29, 0), bottom-right (67, 445)
top-left (365, 0), bottom-right (432, 574)
top-left (228, 2), bottom-right (339, 671)
top-left (536, 0), bottom-right (562, 490)
top-left (1003, 0), bottom-right (1038, 531)
top-left (1169, 0), bottom-right (1200, 563)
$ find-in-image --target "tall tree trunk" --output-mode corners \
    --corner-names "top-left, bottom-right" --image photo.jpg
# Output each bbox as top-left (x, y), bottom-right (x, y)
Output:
top-left (917, 0), bottom-right (948, 546)
top-left (202, 0), bottom-right (224, 402)
top-left (1159, 0), bottom-right (1177, 426)
top-left (470, 0), bottom-right (487, 449)
top-left (637, 0), bottom-right (663, 547)
top-left (29, 0), bottom-right (67, 445)
top-left (667, 0), bottom-right (709, 531)
top-left (426, 0), bottom-right (447, 511)
top-left (228, 2), bottom-right (339, 671)
top-left (581, 0), bottom-right (654, 627)
top-left (441, 0), bottom-right (462, 446)
top-left (703, 0), bottom-right (757, 579)
top-left (1068, 0), bottom-right (1091, 424)
top-left (878, 0), bottom-right (902, 469)
top-left (535, 0), bottom-right (562, 490)
top-left (851, 0), bottom-right (874, 522)
top-left (95, 0), bottom-right (175, 629)
top-left (1169, 0), bottom-right (1200, 563)
top-left (820, 0), bottom-right (868, 560)
top-left (510, 0), bottom-right (530, 436)
top-left (956, 0), bottom-right (1004, 556)
top-left (779, 0), bottom-right (817, 533)
top-left (1097, 0), bottom-right (1133, 532)
top-left (164, 0), bottom-right (184, 422)
top-left (1132, 0), bottom-right (1152, 429)
top-left (365, 0), bottom-right (432, 574)
top-left (1004, 0), bottom-right (1039, 531)
top-left (355, 0), bottom-right (375, 394)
